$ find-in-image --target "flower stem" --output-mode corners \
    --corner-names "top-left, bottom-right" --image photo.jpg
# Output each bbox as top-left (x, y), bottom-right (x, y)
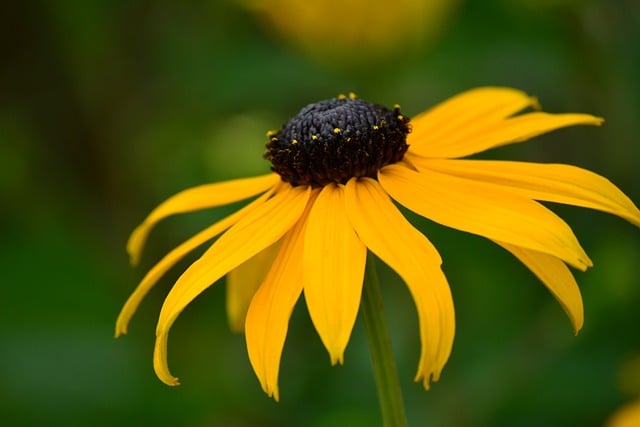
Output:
top-left (361, 254), bottom-right (408, 427)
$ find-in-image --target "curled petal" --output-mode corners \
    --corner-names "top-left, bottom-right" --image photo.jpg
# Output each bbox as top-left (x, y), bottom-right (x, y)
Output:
top-left (379, 163), bottom-right (592, 270)
top-left (303, 184), bottom-right (367, 365)
top-left (344, 178), bottom-right (455, 388)
top-left (128, 173), bottom-right (280, 265)
top-left (496, 241), bottom-right (584, 334)
top-left (153, 185), bottom-right (311, 385)
top-left (408, 156), bottom-right (640, 228)
top-left (411, 111), bottom-right (603, 159)
top-left (116, 190), bottom-right (274, 337)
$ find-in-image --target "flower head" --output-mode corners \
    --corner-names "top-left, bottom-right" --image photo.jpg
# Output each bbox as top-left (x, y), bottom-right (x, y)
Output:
top-left (117, 87), bottom-right (640, 401)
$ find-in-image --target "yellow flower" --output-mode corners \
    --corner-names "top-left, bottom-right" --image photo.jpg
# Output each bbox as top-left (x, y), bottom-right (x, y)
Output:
top-left (116, 87), bottom-right (640, 401)
top-left (242, 0), bottom-right (459, 66)
top-left (606, 400), bottom-right (640, 427)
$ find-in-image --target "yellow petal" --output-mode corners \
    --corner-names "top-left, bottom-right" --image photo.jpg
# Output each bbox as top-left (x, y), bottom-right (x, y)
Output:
top-left (115, 190), bottom-right (274, 337)
top-left (227, 242), bottom-right (280, 333)
top-left (245, 191), bottom-right (317, 401)
top-left (345, 178), bottom-right (455, 387)
top-left (303, 183), bottom-right (367, 365)
top-left (153, 184), bottom-right (311, 385)
top-left (411, 111), bottom-right (603, 159)
top-left (496, 241), bottom-right (584, 334)
top-left (410, 87), bottom-right (537, 150)
top-left (408, 156), bottom-right (640, 228)
top-left (379, 163), bottom-right (592, 270)
top-left (127, 173), bottom-right (280, 265)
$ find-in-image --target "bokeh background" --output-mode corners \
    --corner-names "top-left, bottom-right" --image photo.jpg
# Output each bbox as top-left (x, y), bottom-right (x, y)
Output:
top-left (2, 0), bottom-right (639, 426)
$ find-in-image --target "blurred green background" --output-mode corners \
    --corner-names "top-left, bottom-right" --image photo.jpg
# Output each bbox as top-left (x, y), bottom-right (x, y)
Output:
top-left (1, 0), bottom-right (639, 426)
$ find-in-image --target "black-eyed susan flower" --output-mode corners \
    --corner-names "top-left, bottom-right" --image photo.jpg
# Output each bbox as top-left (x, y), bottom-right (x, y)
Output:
top-left (116, 87), bottom-right (640, 401)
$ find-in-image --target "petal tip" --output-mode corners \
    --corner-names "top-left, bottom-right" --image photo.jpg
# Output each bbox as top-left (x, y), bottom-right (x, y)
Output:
top-left (228, 322), bottom-right (245, 334)
top-left (114, 315), bottom-right (129, 338)
top-left (530, 96), bottom-right (542, 111)
top-left (265, 386), bottom-right (280, 402)
top-left (578, 255), bottom-right (594, 271)
top-left (414, 372), bottom-right (435, 391)
top-left (572, 316), bottom-right (584, 336)
top-left (415, 361), bottom-right (445, 391)
top-left (166, 377), bottom-right (181, 386)
top-left (126, 227), bottom-right (145, 266)
top-left (156, 370), bottom-right (181, 386)
top-left (329, 352), bottom-right (345, 366)
top-left (128, 253), bottom-right (140, 267)
top-left (575, 114), bottom-right (605, 127)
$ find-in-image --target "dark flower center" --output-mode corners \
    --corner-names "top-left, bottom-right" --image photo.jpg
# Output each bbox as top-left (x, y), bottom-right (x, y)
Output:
top-left (265, 95), bottom-right (411, 187)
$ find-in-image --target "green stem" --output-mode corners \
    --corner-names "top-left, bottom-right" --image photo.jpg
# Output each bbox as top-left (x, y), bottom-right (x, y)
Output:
top-left (361, 254), bottom-right (408, 427)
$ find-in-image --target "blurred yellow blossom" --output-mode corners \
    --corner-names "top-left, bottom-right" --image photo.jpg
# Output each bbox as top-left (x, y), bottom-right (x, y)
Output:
top-left (606, 400), bottom-right (640, 427)
top-left (241, 0), bottom-right (460, 66)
